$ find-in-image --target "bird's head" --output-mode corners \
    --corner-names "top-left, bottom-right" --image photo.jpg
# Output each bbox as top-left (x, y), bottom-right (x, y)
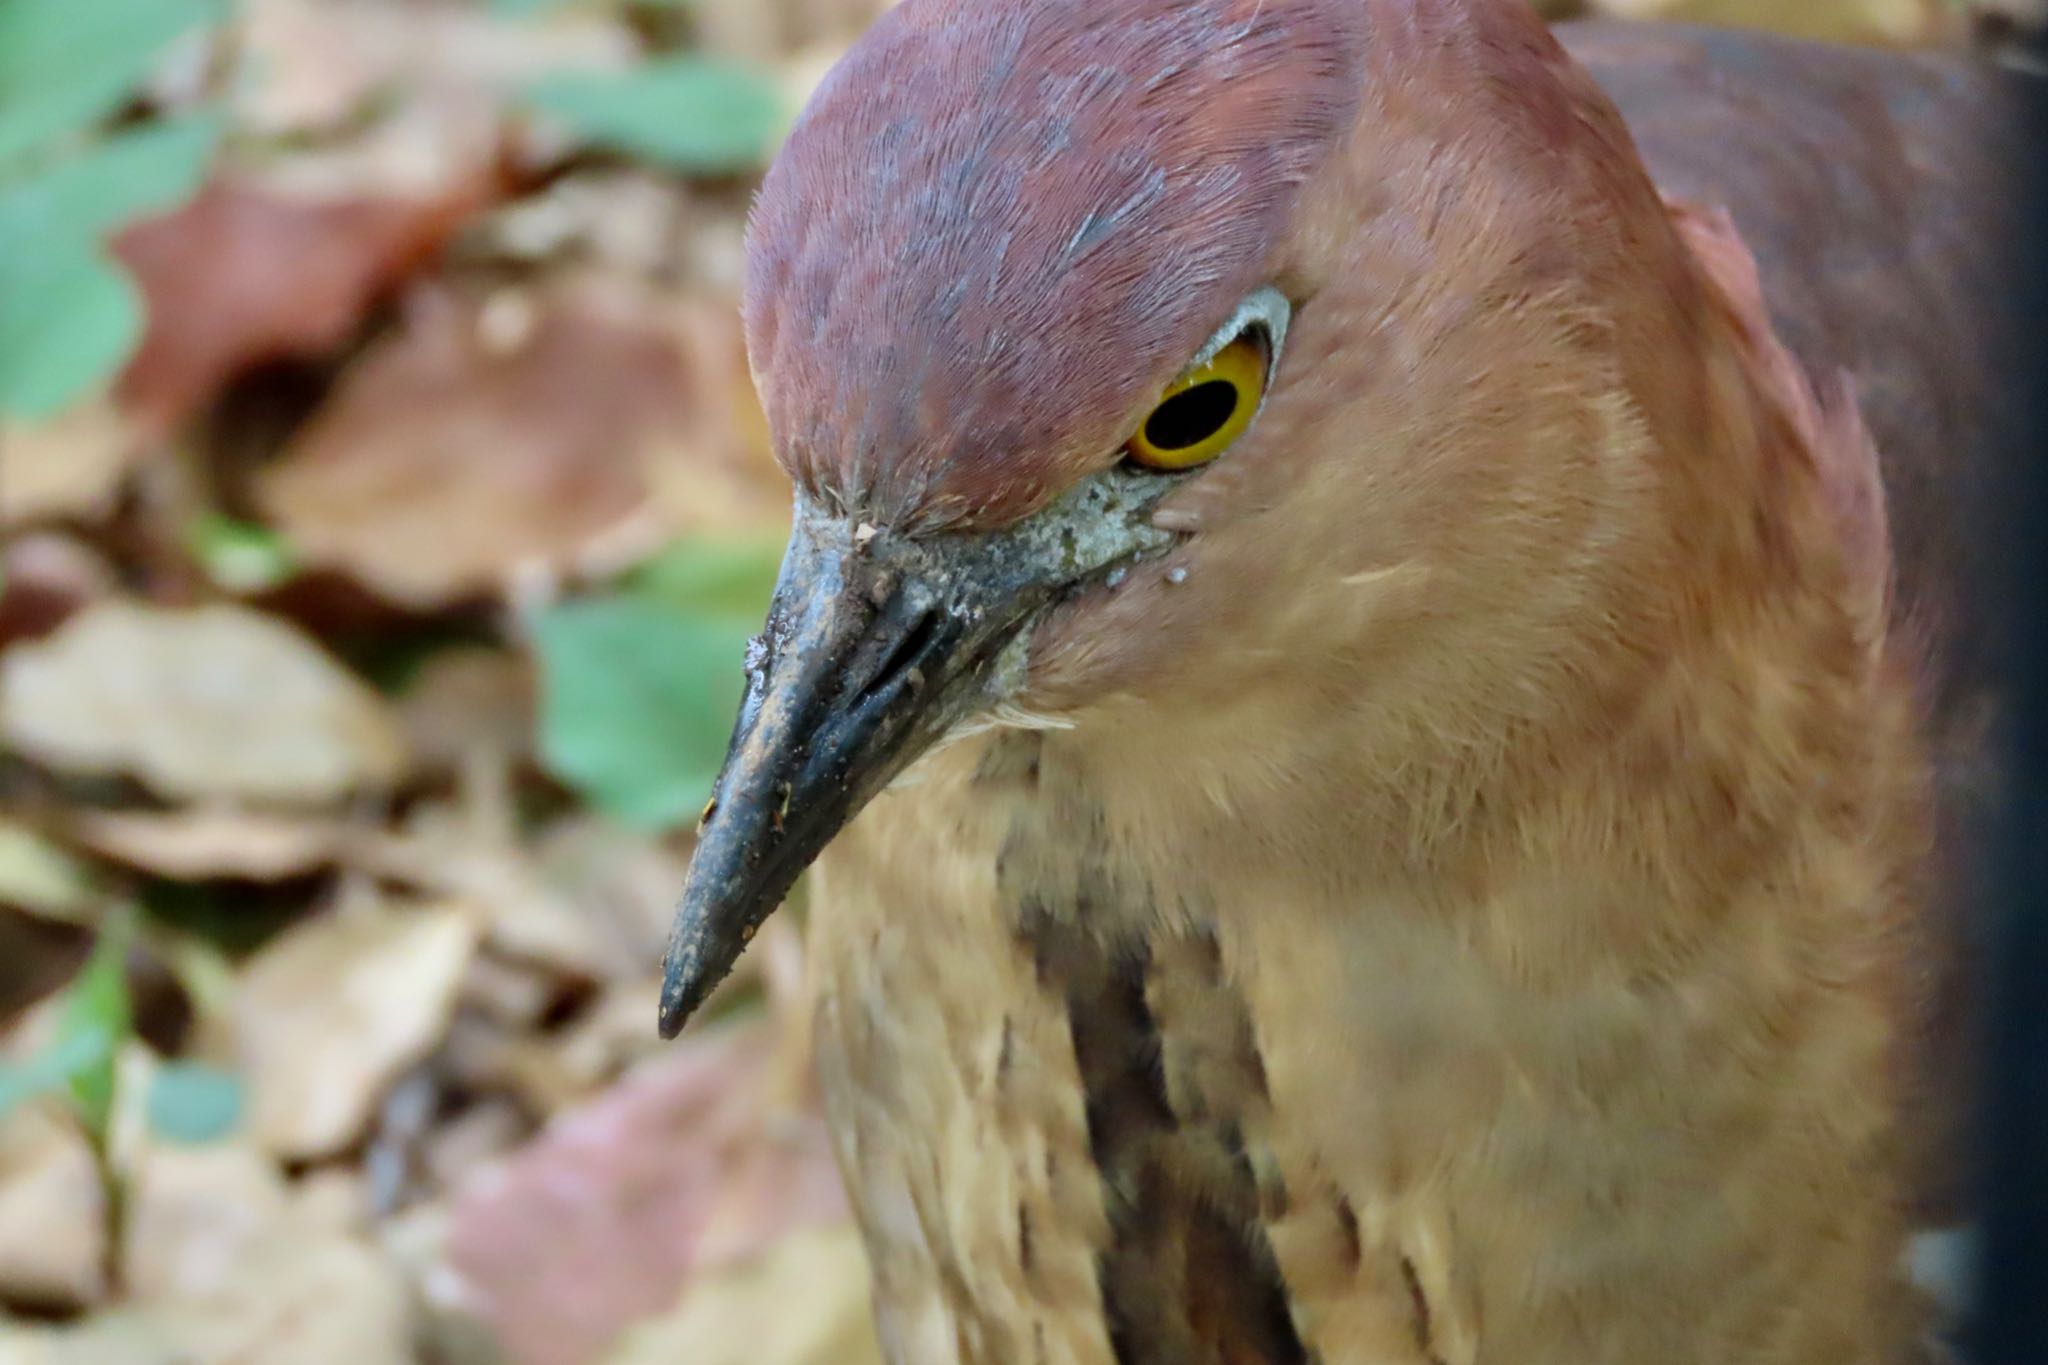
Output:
top-left (661, 0), bottom-right (1728, 1033)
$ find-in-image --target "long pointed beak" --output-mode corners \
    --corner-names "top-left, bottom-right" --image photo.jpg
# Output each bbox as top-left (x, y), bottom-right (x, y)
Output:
top-left (657, 473), bottom-right (1180, 1037)
top-left (656, 507), bottom-right (1031, 1035)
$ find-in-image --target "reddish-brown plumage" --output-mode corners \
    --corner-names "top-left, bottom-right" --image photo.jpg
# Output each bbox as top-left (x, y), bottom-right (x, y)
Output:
top-left (687, 1), bottom-right (2034, 1360)
top-left (743, 0), bottom-right (1365, 529)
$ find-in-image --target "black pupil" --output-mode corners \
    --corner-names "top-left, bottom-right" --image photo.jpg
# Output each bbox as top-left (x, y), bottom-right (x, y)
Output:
top-left (1143, 379), bottom-right (1239, 451)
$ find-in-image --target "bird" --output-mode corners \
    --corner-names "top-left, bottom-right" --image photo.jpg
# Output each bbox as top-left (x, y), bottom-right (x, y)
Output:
top-left (655, 2), bottom-right (2036, 1361)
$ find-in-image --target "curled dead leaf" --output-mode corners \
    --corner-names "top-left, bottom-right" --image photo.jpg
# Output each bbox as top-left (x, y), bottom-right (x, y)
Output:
top-left (235, 899), bottom-right (478, 1161)
top-left (0, 601), bottom-right (408, 805)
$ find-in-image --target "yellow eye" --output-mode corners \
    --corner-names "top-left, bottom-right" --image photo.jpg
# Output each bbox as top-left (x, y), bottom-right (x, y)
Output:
top-left (1124, 333), bottom-right (1269, 470)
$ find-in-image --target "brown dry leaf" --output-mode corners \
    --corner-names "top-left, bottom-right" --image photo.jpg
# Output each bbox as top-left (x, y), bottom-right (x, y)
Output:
top-left (0, 1106), bottom-right (108, 1312)
top-left (1584, 0), bottom-right (1949, 44)
top-left (256, 284), bottom-right (686, 608)
top-left (235, 898), bottom-right (478, 1160)
top-left (603, 1223), bottom-right (883, 1365)
top-left (0, 601), bottom-right (408, 805)
top-left (112, 175), bottom-right (502, 433)
top-left (0, 405), bottom-right (145, 527)
top-left (69, 807), bottom-right (353, 882)
top-left (441, 1018), bottom-right (849, 1365)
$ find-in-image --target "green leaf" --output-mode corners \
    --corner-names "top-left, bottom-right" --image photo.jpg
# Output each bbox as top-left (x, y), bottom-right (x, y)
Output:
top-left (520, 57), bottom-right (786, 174)
top-left (0, 1028), bottom-right (117, 1124)
top-left (186, 515), bottom-right (296, 593)
top-left (533, 594), bottom-right (756, 828)
top-left (0, 0), bottom-right (217, 171)
top-left (0, 111), bottom-right (224, 246)
top-left (628, 533), bottom-right (786, 618)
top-left (0, 241), bottom-right (140, 417)
top-left (146, 1062), bottom-right (243, 1144)
top-left (59, 909), bottom-right (134, 1145)
top-left (0, 113), bottom-right (222, 418)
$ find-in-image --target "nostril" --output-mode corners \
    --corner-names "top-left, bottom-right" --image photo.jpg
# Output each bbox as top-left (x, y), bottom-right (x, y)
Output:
top-left (853, 606), bottom-right (945, 708)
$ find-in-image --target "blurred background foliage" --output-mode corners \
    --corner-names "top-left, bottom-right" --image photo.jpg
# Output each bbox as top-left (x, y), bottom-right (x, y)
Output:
top-left (0, 0), bottom-right (2036, 1363)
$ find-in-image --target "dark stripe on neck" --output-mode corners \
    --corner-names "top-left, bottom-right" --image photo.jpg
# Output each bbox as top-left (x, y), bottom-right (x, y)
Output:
top-left (1021, 905), bottom-right (1310, 1365)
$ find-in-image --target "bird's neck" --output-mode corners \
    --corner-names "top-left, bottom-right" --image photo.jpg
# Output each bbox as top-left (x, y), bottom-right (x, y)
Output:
top-left (996, 221), bottom-right (1918, 1016)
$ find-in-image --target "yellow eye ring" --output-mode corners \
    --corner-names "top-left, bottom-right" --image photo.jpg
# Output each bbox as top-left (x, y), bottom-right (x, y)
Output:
top-left (1124, 333), bottom-right (1269, 471)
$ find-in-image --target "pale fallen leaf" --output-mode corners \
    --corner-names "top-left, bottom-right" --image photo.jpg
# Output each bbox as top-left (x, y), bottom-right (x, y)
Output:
top-left (458, 953), bottom-right (560, 1030)
top-left (480, 171), bottom-right (695, 280)
top-left (68, 807), bottom-right (352, 882)
top-left (356, 803), bottom-right (607, 982)
top-left (292, 1167), bottom-right (373, 1239)
top-left (0, 1134), bottom-right (408, 1362)
top-left (356, 804), bottom-right (690, 985)
top-left (0, 404), bottom-right (143, 527)
top-left (0, 601), bottom-right (408, 805)
top-left (150, 1230), bottom-right (413, 1365)
top-left (442, 1018), bottom-right (849, 1365)
top-left (0, 1313), bottom-right (171, 1365)
top-left (0, 1106), bottom-right (107, 1313)
top-left (235, 899), bottom-right (478, 1160)
top-left (113, 175), bottom-right (502, 433)
top-left (603, 1223), bottom-right (883, 1365)
top-left (0, 821), bottom-right (98, 923)
top-left (122, 1138), bottom-right (289, 1304)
